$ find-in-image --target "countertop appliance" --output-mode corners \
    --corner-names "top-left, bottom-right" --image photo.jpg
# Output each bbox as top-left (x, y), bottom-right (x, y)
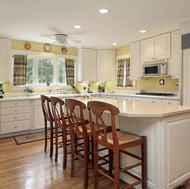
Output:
top-left (142, 61), bottom-right (167, 77)
top-left (98, 83), bottom-right (105, 92)
top-left (0, 83), bottom-right (4, 98)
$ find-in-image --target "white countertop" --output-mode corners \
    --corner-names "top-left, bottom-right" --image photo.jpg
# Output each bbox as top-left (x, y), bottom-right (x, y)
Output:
top-left (75, 97), bottom-right (190, 118)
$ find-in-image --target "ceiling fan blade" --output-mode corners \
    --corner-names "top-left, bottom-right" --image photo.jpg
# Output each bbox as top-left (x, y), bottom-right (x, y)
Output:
top-left (67, 40), bottom-right (82, 44)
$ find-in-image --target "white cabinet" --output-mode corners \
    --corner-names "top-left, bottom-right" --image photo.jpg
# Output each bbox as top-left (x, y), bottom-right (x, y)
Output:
top-left (34, 99), bottom-right (45, 129)
top-left (169, 30), bottom-right (181, 79)
top-left (162, 99), bottom-right (179, 105)
top-left (0, 100), bottom-right (31, 134)
top-left (77, 48), bottom-right (97, 81)
top-left (97, 50), bottom-right (116, 81)
top-left (130, 41), bottom-right (141, 80)
top-left (141, 33), bottom-right (171, 62)
top-left (0, 37), bottom-right (11, 82)
top-left (133, 97), bottom-right (162, 104)
top-left (182, 48), bottom-right (190, 106)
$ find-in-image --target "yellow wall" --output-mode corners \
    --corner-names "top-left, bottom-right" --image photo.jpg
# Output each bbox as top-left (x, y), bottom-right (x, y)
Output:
top-left (5, 40), bottom-right (179, 94)
top-left (12, 39), bottom-right (77, 55)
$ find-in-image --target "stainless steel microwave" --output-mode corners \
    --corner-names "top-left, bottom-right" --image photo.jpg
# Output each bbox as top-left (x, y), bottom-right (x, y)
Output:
top-left (142, 62), bottom-right (167, 77)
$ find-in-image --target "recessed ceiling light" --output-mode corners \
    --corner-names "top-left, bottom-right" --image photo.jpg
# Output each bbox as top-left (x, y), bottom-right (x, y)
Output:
top-left (140, 29), bottom-right (146, 33)
top-left (112, 42), bottom-right (117, 46)
top-left (99, 9), bottom-right (109, 14)
top-left (74, 25), bottom-right (81, 29)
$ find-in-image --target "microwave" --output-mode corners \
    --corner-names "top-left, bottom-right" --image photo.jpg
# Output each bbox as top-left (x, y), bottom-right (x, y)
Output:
top-left (142, 62), bottom-right (167, 77)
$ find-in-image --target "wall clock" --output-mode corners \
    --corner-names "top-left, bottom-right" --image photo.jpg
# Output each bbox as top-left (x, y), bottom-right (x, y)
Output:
top-left (44, 44), bottom-right (51, 52)
top-left (24, 43), bottom-right (31, 50)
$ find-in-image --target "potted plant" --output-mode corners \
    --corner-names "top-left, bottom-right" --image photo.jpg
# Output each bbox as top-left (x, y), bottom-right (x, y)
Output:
top-left (24, 87), bottom-right (34, 96)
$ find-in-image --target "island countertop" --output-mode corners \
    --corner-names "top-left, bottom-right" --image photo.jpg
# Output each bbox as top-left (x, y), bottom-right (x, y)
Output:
top-left (75, 97), bottom-right (190, 118)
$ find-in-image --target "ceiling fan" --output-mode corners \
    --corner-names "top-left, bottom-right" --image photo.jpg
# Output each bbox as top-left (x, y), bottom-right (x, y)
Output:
top-left (48, 34), bottom-right (82, 46)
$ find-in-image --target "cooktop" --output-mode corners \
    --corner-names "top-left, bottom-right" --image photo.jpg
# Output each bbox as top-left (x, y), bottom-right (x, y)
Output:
top-left (135, 92), bottom-right (176, 96)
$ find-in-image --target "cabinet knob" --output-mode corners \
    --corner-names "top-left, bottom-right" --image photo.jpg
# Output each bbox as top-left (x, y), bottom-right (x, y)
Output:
top-left (15, 110), bottom-right (17, 112)
top-left (15, 117), bottom-right (17, 119)
top-left (15, 126), bottom-right (17, 128)
top-left (15, 103), bottom-right (17, 105)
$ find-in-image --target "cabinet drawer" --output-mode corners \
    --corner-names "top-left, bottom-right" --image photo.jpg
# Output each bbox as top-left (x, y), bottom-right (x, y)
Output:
top-left (1, 113), bottom-right (30, 122)
top-left (162, 99), bottom-right (179, 105)
top-left (1, 120), bottom-right (30, 134)
top-left (1, 100), bottom-right (30, 108)
top-left (1, 106), bottom-right (30, 115)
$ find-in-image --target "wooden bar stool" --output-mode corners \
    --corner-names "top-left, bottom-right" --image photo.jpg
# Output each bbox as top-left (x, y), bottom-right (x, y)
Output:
top-left (41, 95), bottom-right (54, 158)
top-left (50, 96), bottom-right (71, 169)
top-left (87, 101), bottom-right (147, 189)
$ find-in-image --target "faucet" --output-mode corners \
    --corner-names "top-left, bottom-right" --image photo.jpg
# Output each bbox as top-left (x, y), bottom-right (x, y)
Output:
top-left (49, 89), bottom-right (52, 94)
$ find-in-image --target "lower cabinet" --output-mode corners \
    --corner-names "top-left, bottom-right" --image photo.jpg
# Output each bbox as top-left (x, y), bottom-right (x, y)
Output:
top-left (0, 100), bottom-right (31, 134)
top-left (133, 97), bottom-right (162, 104)
top-left (34, 99), bottom-right (46, 129)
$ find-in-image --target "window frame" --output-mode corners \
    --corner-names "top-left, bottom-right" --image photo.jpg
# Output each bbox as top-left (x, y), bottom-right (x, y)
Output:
top-left (10, 50), bottom-right (77, 91)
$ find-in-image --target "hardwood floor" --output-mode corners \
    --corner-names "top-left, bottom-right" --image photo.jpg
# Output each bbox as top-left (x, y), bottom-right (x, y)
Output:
top-left (1, 137), bottom-right (189, 189)
top-left (0, 137), bottom-right (125, 189)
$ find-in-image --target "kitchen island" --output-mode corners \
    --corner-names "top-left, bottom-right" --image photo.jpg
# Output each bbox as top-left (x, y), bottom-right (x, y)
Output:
top-left (76, 97), bottom-right (190, 189)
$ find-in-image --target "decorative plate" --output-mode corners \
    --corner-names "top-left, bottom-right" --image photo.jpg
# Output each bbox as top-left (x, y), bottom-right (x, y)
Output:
top-left (61, 47), bottom-right (67, 54)
top-left (24, 43), bottom-right (31, 50)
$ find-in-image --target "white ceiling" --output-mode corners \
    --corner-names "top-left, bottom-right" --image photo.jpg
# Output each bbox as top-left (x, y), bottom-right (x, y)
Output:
top-left (1, 0), bottom-right (190, 49)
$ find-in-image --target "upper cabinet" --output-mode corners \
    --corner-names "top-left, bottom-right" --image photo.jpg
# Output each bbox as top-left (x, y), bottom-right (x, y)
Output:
top-left (77, 48), bottom-right (116, 82)
top-left (130, 41), bottom-right (141, 80)
top-left (77, 48), bottom-right (97, 82)
top-left (140, 33), bottom-right (171, 62)
top-left (0, 37), bottom-right (11, 82)
top-left (97, 50), bottom-right (116, 81)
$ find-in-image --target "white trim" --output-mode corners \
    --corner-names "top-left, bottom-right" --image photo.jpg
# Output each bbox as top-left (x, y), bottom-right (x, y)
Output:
top-left (116, 54), bottom-right (130, 61)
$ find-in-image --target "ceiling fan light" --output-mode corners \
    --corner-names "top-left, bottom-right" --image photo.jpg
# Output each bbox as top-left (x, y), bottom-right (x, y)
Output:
top-left (55, 34), bottom-right (67, 42)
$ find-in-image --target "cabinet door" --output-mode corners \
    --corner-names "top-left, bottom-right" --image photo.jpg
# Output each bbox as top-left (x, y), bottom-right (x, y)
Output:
top-left (0, 38), bottom-right (11, 81)
top-left (169, 30), bottom-right (181, 79)
top-left (162, 99), bottom-right (179, 105)
top-left (182, 49), bottom-right (190, 106)
top-left (97, 50), bottom-right (116, 81)
top-left (77, 49), bottom-right (97, 81)
top-left (155, 33), bottom-right (171, 60)
top-left (97, 50), bottom-right (108, 81)
top-left (141, 37), bottom-right (154, 62)
top-left (34, 105), bottom-right (46, 129)
top-left (130, 41), bottom-right (141, 80)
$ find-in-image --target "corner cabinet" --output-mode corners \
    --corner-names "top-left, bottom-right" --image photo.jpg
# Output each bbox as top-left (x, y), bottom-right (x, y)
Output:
top-left (77, 48), bottom-right (97, 81)
top-left (97, 50), bottom-right (116, 81)
top-left (130, 41), bottom-right (141, 80)
top-left (0, 37), bottom-right (11, 82)
top-left (140, 33), bottom-right (171, 62)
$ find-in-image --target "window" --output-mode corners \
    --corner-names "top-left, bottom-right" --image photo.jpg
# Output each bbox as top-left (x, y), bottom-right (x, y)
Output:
top-left (12, 51), bottom-right (76, 87)
top-left (117, 58), bottom-right (133, 87)
top-left (38, 58), bottom-right (54, 84)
